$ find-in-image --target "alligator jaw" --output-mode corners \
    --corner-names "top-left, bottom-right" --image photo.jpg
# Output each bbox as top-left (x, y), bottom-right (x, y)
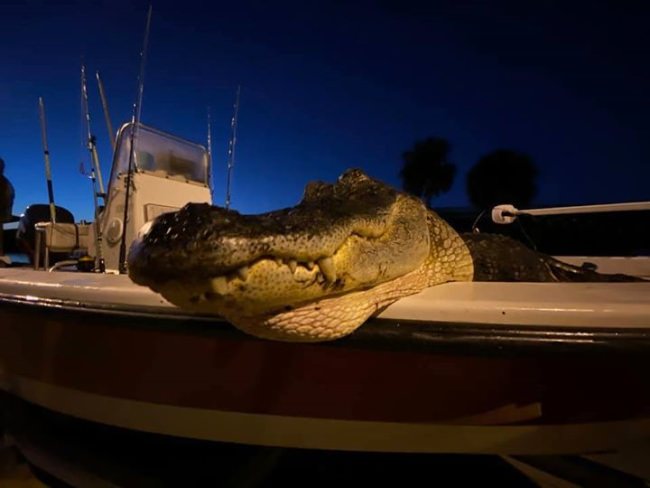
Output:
top-left (133, 192), bottom-right (431, 317)
top-left (148, 210), bottom-right (474, 343)
top-left (127, 169), bottom-right (474, 342)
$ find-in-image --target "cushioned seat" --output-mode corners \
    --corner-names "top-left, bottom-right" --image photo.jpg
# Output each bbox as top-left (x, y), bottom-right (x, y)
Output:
top-left (34, 222), bottom-right (91, 269)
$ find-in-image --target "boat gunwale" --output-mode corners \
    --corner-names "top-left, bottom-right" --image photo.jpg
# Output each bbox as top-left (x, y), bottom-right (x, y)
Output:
top-left (2, 292), bottom-right (649, 356)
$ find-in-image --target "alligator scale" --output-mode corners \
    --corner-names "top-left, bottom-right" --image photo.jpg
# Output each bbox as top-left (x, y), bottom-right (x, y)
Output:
top-left (128, 169), bottom-right (639, 342)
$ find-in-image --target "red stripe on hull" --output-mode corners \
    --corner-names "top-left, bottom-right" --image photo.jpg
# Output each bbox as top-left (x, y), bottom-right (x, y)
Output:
top-left (1, 303), bottom-right (649, 425)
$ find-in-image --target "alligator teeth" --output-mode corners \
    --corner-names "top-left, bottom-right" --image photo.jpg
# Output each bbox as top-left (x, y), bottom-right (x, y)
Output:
top-left (294, 267), bottom-right (315, 283)
top-left (237, 267), bottom-right (249, 281)
top-left (306, 261), bottom-right (315, 270)
top-left (275, 258), bottom-right (283, 266)
top-left (211, 276), bottom-right (229, 295)
top-left (288, 259), bottom-right (298, 273)
top-left (317, 257), bottom-right (336, 282)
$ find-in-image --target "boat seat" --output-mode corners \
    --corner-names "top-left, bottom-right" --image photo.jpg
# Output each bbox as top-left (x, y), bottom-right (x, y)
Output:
top-left (0, 214), bottom-right (20, 262)
top-left (34, 222), bottom-right (91, 270)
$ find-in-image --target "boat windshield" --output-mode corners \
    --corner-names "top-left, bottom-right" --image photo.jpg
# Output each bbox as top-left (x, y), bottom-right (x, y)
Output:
top-left (110, 123), bottom-right (209, 186)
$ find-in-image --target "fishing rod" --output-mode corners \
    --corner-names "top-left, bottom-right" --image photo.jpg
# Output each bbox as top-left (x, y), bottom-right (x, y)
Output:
top-left (118, 4), bottom-right (152, 274)
top-left (38, 97), bottom-right (56, 224)
top-left (225, 84), bottom-right (240, 210)
top-left (207, 106), bottom-right (214, 202)
top-left (81, 64), bottom-right (106, 272)
top-left (81, 65), bottom-right (106, 200)
top-left (96, 70), bottom-right (115, 150)
top-left (88, 168), bottom-right (106, 272)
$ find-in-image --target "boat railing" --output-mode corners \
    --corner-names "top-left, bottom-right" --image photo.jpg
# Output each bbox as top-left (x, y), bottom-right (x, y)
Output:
top-left (492, 202), bottom-right (650, 225)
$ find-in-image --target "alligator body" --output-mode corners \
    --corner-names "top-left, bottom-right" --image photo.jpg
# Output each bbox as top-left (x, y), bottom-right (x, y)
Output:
top-left (128, 169), bottom-right (639, 342)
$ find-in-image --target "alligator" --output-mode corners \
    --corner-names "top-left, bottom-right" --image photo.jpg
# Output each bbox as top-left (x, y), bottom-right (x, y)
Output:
top-left (128, 169), bottom-right (641, 342)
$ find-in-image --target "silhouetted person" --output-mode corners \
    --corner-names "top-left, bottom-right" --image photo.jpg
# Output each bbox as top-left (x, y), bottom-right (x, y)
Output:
top-left (0, 157), bottom-right (16, 261)
top-left (399, 137), bottom-right (456, 208)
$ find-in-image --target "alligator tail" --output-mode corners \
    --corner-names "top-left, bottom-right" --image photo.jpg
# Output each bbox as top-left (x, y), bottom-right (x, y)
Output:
top-left (461, 233), bottom-right (646, 283)
top-left (542, 256), bottom-right (646, 282)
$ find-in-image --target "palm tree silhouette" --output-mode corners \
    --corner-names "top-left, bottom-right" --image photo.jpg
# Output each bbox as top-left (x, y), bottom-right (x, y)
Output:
top-left (466, 149), bottom-right (538, 210)
top-left (399, 137), bottom-right (456, 207)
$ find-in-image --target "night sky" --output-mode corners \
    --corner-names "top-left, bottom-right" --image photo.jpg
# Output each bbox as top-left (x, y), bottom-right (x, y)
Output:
top-left (1, 0), bottom-right (649, 221)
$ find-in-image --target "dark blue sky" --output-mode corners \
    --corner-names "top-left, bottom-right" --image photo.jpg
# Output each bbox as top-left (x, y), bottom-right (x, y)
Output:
top-left (1, 0), bottom-right (649, 220)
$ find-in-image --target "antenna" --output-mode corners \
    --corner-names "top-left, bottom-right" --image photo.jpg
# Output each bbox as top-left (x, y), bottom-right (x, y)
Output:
top-left (225, 84), bottom-right (241, 210)
top-left (118, 4), bottom-right (153, 274)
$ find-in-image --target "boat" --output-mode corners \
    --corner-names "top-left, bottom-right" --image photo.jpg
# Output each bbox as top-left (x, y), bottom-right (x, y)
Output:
top-left (1, 116), bottom-right (649, 455)
top-left (1, 84), bottom-right (650, 488)
top-left (2, 266), bottom-right (650, 447)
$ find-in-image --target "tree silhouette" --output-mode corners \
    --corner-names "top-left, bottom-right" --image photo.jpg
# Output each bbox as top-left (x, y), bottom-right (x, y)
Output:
top-left (466, 149), bottom-right (538, 209)
top-left (399, 137), bottom-right (456, 207)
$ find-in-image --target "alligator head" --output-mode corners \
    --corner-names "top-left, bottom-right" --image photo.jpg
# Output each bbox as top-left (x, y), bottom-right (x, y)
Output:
top-left (128, 169), bottom-right (474, 341)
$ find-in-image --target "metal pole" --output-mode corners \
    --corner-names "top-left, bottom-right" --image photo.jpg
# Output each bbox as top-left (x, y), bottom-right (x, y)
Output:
top-left (89, 168), bottom-right (106, 272)
top-left (225, 84), bottom-right (240, 210)
top-left (38, 97), bottom-right (56, 224)
top-left (119, 4), bottom-right (152, 274)
top-left (491, 202), bottom-right (650, 225)
top-left (96, 71), bottom-right (116, 150)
